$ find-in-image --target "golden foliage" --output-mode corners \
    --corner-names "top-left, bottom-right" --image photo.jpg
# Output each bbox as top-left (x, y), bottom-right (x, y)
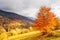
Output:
top-left (57, 18), bottom-right (60, 27)
top-left (0, 32), bottom-right (7, 40)
top-left (8, 31), bottom-right (41, 40)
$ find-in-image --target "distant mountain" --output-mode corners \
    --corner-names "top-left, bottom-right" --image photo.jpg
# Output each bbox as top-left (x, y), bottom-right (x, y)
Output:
top-left (0, 10), bottom-right (34, 22)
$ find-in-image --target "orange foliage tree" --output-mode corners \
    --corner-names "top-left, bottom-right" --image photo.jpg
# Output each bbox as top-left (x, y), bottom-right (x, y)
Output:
top-left (32, 6), bottom-right (57, 33)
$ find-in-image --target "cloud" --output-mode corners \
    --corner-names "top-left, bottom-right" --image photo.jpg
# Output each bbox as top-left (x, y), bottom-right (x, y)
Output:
top-left (0, 0), bottom-right (60, 19)
top-left (50, 0), bottom-right (60, 17)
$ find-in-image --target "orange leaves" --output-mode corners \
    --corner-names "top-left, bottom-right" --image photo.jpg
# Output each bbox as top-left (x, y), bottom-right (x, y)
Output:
top-left (32, 6), bottom-right (57, 33)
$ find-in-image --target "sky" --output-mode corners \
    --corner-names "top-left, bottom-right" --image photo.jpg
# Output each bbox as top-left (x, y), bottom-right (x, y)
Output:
top-left (0, 0), bottom-right (60, 19)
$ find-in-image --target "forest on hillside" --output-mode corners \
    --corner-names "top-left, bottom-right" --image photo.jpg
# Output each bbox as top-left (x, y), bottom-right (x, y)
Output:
top-left (0, 6), bottom-right (60, 40)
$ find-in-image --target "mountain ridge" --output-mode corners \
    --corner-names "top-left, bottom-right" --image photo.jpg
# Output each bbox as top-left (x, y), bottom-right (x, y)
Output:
top-left (0, 10), bottom-right (34, 22)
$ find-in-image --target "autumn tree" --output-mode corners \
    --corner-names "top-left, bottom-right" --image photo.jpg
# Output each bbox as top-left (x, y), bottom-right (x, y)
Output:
top-left (32, 6), bottom-right (57, 33)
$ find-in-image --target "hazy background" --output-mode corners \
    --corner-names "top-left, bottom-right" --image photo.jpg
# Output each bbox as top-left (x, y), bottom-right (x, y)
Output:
top-left (0, 0), bottom-right (60, 19)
